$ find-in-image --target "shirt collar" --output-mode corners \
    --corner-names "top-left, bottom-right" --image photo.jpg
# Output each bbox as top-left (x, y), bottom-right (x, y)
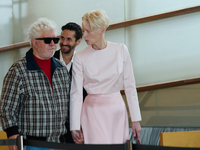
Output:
top-left (59, 50), bottom-right (76, 71)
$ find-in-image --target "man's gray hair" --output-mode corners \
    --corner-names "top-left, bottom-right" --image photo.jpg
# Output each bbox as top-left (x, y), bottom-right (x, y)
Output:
top-left (27, 18), bottom-right (59, 46)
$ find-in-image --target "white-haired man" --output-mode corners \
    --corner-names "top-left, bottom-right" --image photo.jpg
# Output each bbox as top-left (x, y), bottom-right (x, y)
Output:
top-left (0, 18), bottom-right (70, 150)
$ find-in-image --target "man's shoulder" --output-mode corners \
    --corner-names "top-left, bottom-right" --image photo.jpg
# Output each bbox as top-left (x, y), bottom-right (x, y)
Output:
top-left (53, 50), bottom-right (60, 59)
top-left (6, 57), bottom-right (26, 76)
top-left (10, 57), bottom-right (26, 70)
top-left (52, 56), bottom-right (65, 68)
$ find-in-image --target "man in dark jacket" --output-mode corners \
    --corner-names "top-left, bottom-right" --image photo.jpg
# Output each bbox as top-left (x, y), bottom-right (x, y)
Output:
top-left (54, 22), bottom-right (87, 143)
top-left (0, 18), bottom-right (70, 150)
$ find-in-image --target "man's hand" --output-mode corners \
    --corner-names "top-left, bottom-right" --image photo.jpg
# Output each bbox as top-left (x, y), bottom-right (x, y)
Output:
top-left (8, 134), bottom-right (19, 150)
top-left (71, 130), bottom-right (84, 144)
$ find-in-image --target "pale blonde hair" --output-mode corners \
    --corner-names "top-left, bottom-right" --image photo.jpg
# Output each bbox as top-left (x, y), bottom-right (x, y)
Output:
top-left (82, 10), bottom-right (109, 31)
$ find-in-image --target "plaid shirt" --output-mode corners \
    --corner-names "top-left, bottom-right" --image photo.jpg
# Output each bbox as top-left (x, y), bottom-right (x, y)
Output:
top-left (0, 49), bottom-right (70, 142)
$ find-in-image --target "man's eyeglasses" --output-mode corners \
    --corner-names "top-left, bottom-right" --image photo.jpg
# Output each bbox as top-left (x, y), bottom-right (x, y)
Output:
top-left (35, 37), bottom-right (60, 44)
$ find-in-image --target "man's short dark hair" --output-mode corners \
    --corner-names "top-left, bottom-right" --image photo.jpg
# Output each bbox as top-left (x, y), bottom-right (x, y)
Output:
top-left (61, 22), bottom-right (82, 41)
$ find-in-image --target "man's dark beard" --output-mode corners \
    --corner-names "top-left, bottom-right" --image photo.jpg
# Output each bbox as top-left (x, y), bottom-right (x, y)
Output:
top-left (60, 44), bottom-right (76, 54)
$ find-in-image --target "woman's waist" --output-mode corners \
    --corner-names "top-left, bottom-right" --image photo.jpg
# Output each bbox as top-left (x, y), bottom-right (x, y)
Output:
top-left (87, 91), bottom-right (121, 96)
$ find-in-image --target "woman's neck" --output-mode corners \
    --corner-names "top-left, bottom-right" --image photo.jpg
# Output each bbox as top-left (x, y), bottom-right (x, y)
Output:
top-left (92, 38), bottom-right (107, 50)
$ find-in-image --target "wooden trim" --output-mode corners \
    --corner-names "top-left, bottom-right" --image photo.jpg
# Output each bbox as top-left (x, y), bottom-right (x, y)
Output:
top-left (137, 78), bottom-right (200, 92)
top-left (108, 5), bottom-right (200, 30)
top-left (120, 78), bottom-right (200, 94)
top-left (0, 42), bottom-right (30, 52)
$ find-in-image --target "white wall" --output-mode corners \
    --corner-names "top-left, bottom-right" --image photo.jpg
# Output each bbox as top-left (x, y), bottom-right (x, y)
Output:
top-left (126, 12), bottom-right (200, 86)
top-left (125, 0), bottom-right (200, 86)
top-left (0, 0), bottom-right (14, 94)
top-left (0, 0), bottom-right (12, 47)
top-left (125, 0), bottom-right (200, 19)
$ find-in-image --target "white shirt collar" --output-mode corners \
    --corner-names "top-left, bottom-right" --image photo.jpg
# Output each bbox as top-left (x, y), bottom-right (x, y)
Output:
top-left (59, 50), bottom-right (76, 71)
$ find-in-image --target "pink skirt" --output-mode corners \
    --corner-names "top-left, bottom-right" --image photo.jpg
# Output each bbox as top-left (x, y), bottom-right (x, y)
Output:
top-left (81, 92), bottom-right (129, 144)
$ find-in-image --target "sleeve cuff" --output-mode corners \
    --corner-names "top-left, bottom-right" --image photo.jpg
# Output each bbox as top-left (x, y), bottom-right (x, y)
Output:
top-left (4, 126), bottom-right (19, 138)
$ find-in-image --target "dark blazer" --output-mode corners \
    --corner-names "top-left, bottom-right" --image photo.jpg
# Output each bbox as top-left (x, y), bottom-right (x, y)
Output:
top-left (53, 50), bottom-right (87, 143)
